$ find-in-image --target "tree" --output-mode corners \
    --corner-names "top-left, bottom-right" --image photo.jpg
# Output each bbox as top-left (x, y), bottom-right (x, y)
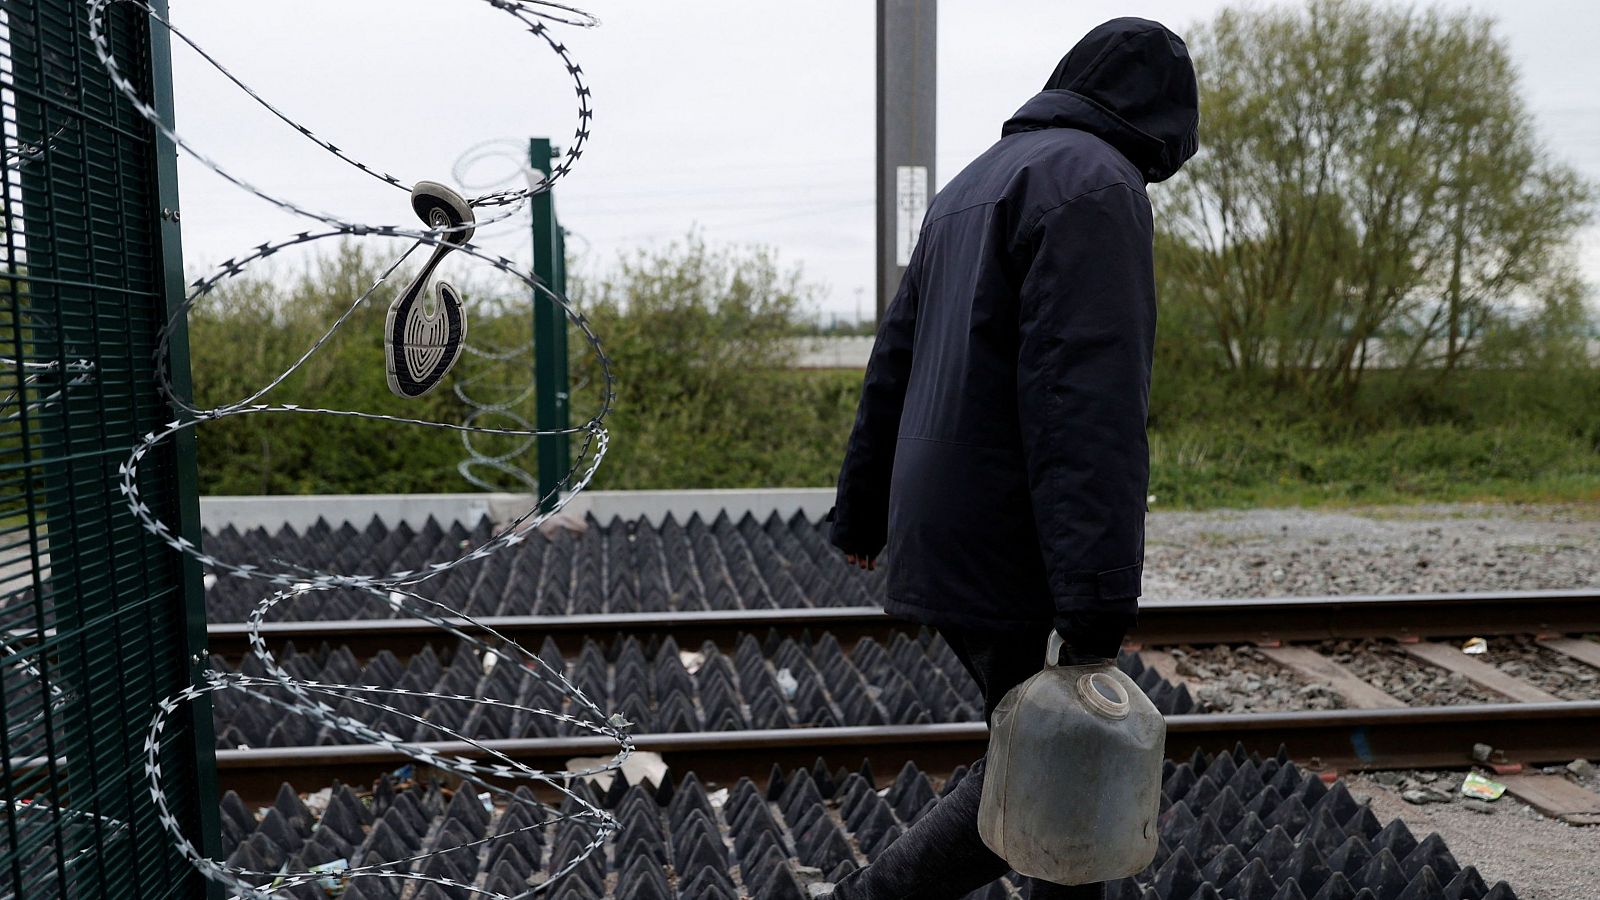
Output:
top-left (1159, 0), bottom-right (1593, 397)
top-left (567, 234), bottom-right (853, 489)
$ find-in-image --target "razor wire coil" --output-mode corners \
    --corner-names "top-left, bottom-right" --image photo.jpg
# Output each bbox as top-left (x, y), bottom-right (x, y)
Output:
top-left (78, 1), bottom-right (631, 896)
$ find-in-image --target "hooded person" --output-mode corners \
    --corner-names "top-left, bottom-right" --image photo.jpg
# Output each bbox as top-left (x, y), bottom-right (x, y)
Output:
top-left (823, 18), bottom-right (1199, 900)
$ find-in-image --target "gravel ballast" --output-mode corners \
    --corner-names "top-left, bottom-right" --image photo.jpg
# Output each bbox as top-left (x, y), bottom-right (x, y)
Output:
top-left (1479, 636), bottom-right (1600, 701)
top-left (1317, 640), bottom-right (1505, 705)
top-left (1167, 644), bottom-right (1347, 712)
top-left (1143, 502), bottom-right (1600, 599)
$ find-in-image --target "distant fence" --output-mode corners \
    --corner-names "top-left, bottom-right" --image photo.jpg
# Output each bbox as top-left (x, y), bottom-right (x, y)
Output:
top-left (782, 335), bottom-right (1600, 371)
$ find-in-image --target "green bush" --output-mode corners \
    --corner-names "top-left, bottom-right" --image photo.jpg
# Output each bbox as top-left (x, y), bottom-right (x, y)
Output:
top-left (188, 238), bottom-right (1597, 508)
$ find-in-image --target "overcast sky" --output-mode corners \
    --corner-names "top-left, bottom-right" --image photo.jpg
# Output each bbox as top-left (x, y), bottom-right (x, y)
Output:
top-left (168, 0), bottom-right (1600, 324)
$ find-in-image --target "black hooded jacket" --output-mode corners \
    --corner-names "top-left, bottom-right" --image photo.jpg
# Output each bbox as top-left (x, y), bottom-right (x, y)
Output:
top-left (829, 18), bottom-right (1199, 633)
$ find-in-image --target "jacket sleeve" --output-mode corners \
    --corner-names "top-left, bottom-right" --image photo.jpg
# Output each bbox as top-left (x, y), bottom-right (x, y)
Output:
top-left (1016, 183), bottom-right (1156, 623)
top-left (829, 244), bottom-right (921, 558)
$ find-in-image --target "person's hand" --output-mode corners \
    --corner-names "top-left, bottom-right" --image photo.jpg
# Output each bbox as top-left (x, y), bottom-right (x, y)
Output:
top-left (843, 552), bottom-right (877, 571)
top-left (1054, 609), bottom-right (1137, 661)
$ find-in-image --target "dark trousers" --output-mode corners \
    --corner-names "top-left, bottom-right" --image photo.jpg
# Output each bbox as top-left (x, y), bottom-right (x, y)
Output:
top-left (830, 626), bottom-right (1106, 900)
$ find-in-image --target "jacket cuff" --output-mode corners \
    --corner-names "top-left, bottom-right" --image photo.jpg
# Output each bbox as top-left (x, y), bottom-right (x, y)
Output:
top-left (1051, 562), bottom-right (1143, 615)
top-left (825, 506), bottom-right (885, 558)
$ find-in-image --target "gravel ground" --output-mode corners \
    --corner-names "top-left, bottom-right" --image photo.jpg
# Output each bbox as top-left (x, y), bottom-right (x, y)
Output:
top-left (1166, 644), bottom-right (1346, 712)
top-left (1480, 636), bottom-right (1600, 701)
top-left (1318, 640), bottom-right (1505, 705)
top-left (1346, 770), bottom-right (1600, 900)
top-left (1142, 502), bottom-right (1600, 599)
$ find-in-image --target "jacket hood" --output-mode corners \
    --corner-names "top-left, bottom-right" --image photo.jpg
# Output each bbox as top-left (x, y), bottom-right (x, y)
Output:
top-left (1003, 17), bottom-right (1199, 183)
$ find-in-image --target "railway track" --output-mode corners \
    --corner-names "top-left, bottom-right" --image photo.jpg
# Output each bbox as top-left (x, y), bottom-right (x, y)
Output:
top-left (206, 589), bottom-right (1600, 801)
top-left (205, 588), bottom-right (1600, 658)
top-left (216, 701), bottom-right (1600, 803)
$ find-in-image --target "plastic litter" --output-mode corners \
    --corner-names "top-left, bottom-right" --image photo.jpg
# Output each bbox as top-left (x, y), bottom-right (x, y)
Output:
top-left (1461, 637), bottom-right (1488, 655)
top-left (1461, 772), bottom-right (1506, 801)
top-left (776, 667), bottom-right (799, 700)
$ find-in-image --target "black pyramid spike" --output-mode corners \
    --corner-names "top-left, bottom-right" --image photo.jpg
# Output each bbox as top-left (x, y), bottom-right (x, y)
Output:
top-left (219, 790), bottom-right (257, 833)
top-left (1152, 845), bottom-right (1205, 900)
top-left (1311, 873), bottom-right (1359, 900)
top-left (1327, 835), bottom-right (1376, 878)
top-left (1396, 867), bottom-right (1446, 900)
top-left (1275, 840), bottom-right (1332, 898)
top-left (1227, 811), bottom-right (1268, 852)
top-left (811, 757), bottom-right (837, 799)
top-left (1201, 843), bottom-right (1247, 886)
top-left (1186, 775), bottom-right (1221, 811)
top-left (273, 782), bottom-right (314, 834)
top-left (758, 863), bottom-right (809, 900)
top-left (833, 765), bottom-right (852, 792)
top-left (1269, 764), bottom-right (1302, 798)
top-left (1272, 881), bottom-right (1310, 900)
top-left (1224, 856), bottom-right (1281, 900)
top-left (1478, 883), bottom-right (1516, 900)
top-left (1343, 805), bottom-right (1383, 842)
top-left (1355, 848), bottom-right (1409, 900)
top-left (1373, 819), bottom-right (1418, 863)
top-left (1249, 823), bottom-right (1297, 872)
top-left (858, 758), bottom-right (876, 788)
top-left (1303, 807), bottom-right (1349, 857)
top-left (654, 770), bottom-right (675, 806)
top-left (1245, 785), bottom-right (1285, 820)
top-left (1207, 786), bottom-right (1247, 835)
top-left (766, 763), bottom-right (787, 801)
top-left (602, 772), bottom-right (630, 809)
top-left (1295, 773), bottom-right (1330, 809)
top-left (1208, 752), bottom-right (1238, 786)
top-left (1181, 814), bottom-right (1230, 866)
top-left (444, 784), bottom-right (489, 836)
top-left (1159, 801), bottom-right (1198, 844)
top-left (1400, 834), bottom-right (1460, 883)
top-left (1442, 868), bottom-right (1488, 900)
top-left (316, 795), bottom-right (366, 846)
top-left (1185, 885), bottom-right (1223, 900)
top-left (1165, 764), bottom-right (1198, 803)
top-left (1264, 796), bottom-right (1311, 837)
top-left (1311, 781), bottom-right (1361, 826)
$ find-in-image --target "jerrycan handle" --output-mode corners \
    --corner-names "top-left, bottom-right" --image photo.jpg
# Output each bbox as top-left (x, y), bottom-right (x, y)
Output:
top-left (1046, 631), bottom-right (1066, 666)
top-left (1046, 633), bottom-right (1132, 720)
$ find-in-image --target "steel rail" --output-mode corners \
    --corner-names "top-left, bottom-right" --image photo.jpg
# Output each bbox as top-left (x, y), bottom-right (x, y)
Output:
top-left (203, 588), bottom-right (1600, 659)
top-left (214, 700), bottom-right (1600, 802)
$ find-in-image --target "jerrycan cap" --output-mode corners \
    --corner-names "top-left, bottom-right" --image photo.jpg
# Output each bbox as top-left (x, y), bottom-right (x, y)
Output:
top-left (1045, 633), bottom-right (1132, 719)
top-left (1077, 672), bottom-right (1131, 719)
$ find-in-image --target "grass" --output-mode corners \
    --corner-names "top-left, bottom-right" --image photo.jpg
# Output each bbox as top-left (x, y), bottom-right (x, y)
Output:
top-left (195, 361), bottom-right (1600, 511)
top-left (1147, 421), bottom-right (1600, 510)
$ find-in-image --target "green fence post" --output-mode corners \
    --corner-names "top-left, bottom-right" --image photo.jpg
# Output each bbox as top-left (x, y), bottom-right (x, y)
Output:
top-left (529, 139), bottom-right (570, 513)
top-left (146, 2), bottom-right (226, 896)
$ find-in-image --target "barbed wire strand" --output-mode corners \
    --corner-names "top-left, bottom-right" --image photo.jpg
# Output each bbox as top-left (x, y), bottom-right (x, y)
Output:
top-left (75, 2), bottom-right (629, 897)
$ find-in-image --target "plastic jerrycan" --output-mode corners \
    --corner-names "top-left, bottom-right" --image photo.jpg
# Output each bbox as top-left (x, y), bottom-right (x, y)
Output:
top-left (978, 632), bottom-right (1166, 884)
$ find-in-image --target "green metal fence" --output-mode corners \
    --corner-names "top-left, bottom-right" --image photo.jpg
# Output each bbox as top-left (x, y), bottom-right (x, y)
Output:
top-left (0, 1), bottom-right (219, 897)
top-left (530, 137), bottom-right (570, 511)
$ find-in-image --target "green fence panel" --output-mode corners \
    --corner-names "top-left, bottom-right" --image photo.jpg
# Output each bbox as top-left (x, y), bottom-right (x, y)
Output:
top-left (0, 0), bottom-right (219, 897)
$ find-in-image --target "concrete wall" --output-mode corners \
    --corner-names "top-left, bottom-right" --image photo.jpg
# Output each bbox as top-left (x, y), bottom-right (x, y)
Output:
top-left (785, 336), bottom-right (873, 369)
top-left (199, 488), bottom-right (836, 532)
